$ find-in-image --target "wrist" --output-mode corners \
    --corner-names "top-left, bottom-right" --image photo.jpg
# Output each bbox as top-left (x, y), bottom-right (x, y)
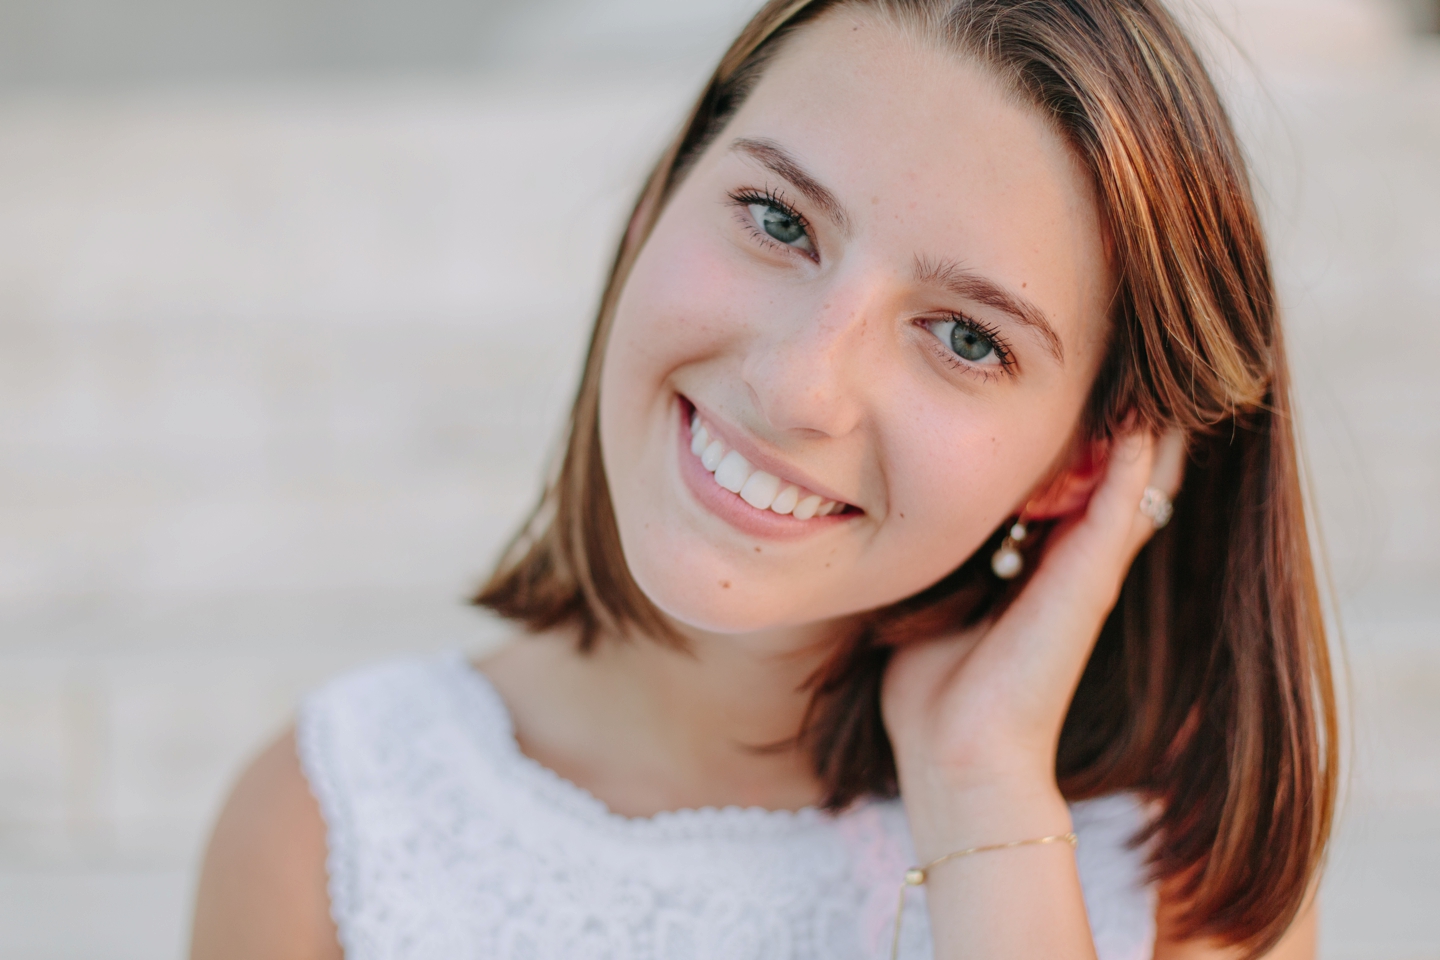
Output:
top-left (894, 742), bottom-right (1061, 814)
top-left (897, 772), bottom-right (1071, 863)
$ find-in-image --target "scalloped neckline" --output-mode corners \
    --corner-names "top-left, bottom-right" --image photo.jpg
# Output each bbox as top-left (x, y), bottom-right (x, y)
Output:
top-left (447, 651), bottom-right (853, 839)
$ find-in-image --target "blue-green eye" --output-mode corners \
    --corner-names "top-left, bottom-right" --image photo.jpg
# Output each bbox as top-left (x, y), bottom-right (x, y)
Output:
top-left (924, 316), bottom-right (1007, 366)
top-left (739, 194), bottom-right (815, 254)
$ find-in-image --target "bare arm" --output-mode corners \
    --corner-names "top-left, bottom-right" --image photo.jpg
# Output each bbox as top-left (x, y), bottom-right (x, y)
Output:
top-left (884, 431), bottom-right (1186, 960)
top-left (888, 427), bottom-right (1320, 960)
top-left (190, 727), bottom-right (341, 960)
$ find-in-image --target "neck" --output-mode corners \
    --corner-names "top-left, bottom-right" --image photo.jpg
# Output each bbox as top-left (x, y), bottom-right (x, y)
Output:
top-left (481, 617), bottom-right (854, 816)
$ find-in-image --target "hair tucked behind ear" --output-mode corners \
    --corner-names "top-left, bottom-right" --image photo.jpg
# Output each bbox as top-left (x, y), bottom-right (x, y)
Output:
top-left (476, 1), bottom-right (1337, 955)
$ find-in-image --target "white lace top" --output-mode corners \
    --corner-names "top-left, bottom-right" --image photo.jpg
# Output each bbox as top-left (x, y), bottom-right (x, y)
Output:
top-left (298, 652), bottom-right (1157, 960)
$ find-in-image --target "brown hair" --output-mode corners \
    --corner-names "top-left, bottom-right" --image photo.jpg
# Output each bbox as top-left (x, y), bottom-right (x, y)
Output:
top-left (476, 0), bottom-right (1337, 954)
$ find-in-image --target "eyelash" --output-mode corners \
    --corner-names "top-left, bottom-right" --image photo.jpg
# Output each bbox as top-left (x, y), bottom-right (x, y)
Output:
top-left (727, 184), bottom-right (1016, 382)
top-left (727, 186), bottom-right (816, 257)
top-left (919, 314), bottom-right (1017, 381)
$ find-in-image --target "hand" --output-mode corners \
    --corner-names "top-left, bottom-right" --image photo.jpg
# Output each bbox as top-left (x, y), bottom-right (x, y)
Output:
top-left (881, 429), bottom-right (1186, 849)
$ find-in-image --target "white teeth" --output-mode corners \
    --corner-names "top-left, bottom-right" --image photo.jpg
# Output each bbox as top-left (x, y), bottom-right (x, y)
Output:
top-left (792, 495), bottom-right (823, 520)
top-left (701, 439), bottom-right (725, 472)
top-left (688, 412), bottom-right (849, 520)
top-left (714, 450), bottom-right (752, 493)
top-left (739, 470), bottom-right (782, 510)
top-left (770, 485), bottom-right (800, 515)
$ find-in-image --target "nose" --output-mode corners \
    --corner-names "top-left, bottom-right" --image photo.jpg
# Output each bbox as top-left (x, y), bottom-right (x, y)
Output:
top-left (739, 271), bottom-right (885, 438)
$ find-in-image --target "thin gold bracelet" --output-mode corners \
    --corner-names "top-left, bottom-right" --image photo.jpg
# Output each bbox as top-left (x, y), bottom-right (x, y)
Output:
top-left (889, 832), bottom-right (1078, 960)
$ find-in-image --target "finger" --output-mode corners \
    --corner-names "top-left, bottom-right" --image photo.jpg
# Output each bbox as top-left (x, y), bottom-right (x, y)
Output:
top-left (1002, 430), bottom-right (1156, 631)
top-left (1063, 429), bottom-right (1158, 568)
top-left (942, 433), bottom-right (1157, 727)
top-left (954, 430), bottom-right (1178, 725)
top-left (1120, 428), bottom-right (1186, 557)
top-left (1149, 429), bottom-right (1186, 499)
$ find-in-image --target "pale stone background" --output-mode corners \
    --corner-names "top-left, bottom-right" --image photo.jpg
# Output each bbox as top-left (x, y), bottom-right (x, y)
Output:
top-left (0, 0), bottom-right (1436, 957)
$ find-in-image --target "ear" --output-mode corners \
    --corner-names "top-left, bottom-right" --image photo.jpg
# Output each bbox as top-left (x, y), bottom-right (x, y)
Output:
top-left (1023, 434), bottom-right (1110, 520)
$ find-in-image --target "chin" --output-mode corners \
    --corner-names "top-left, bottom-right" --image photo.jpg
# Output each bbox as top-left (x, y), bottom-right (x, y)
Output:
top-left (619, 534), bottom-right (957, 640)
top-left (619, 535), bottom-right (831, 635)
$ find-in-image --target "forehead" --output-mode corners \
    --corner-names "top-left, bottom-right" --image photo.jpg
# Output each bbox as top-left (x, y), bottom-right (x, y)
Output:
top-left (715, 9), bottom-right (1112, 361)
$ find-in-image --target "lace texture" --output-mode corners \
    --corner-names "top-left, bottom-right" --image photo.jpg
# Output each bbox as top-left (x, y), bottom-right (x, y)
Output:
top-left (297, 654), bottom-right (1157, 960)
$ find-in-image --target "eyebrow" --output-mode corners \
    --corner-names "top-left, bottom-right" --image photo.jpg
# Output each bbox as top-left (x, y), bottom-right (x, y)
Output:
top-left (728, 137), bottom-right (1065, 365)
top-left (914, 255), bottom-right (1065, 364)
top-left (730, 137), bottom-right (853, 235)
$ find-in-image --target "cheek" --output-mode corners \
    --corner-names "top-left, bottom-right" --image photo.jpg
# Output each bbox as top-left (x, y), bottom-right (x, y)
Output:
top-left (873, 396), bottom-right (1073, 583)
top-left (596, 219), bottom-right (785, 630)
top-left (882, 422), bottom-right (1011, 570)
top-left (594, 205), bottom-right (1095, 630)
top-left (601, 223), bottom-right (750, 491)
top-left (607, 225), bottom-right (761, 391)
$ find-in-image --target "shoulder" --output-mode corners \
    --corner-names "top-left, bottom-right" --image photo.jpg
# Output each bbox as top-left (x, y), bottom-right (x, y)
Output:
top-left (191, 654), bottom-right (486, 960)
top-left (295, 652), bottom-right (505, 818)
top-left (190, 727), bottom-right (340, 960)
top-left (297, 653), bottom-right (496, 807)
top-left (302, 653), bottom-right (465, 735)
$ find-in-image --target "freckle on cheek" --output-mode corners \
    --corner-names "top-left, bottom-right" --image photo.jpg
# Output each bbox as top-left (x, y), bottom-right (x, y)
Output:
top-left (720, 580), bottom-right (731, 589)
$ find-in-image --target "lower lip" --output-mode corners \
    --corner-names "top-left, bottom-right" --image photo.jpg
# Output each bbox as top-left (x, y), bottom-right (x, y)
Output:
top-left (675, 398), bottom-right (854, 541)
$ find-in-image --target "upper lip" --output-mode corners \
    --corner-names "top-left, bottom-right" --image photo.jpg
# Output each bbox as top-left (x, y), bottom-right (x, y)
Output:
top-left (684, 396), bottom-right (859, 511)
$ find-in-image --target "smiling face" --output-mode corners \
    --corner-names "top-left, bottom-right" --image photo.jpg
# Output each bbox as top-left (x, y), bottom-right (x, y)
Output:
top-left (597, 10), bottom-right (1114, 635)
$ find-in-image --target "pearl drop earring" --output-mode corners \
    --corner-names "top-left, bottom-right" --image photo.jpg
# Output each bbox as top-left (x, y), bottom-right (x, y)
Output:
top-left (990, 519), bottom-right (1028, 579)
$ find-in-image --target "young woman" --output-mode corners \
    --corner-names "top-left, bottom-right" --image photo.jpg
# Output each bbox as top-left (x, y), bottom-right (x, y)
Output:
top-left (191, 1), bottom-right (1337, 958)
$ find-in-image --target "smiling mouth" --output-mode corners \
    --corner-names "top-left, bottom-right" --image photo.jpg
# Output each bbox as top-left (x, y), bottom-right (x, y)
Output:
top-left (685, 406), bottom-right (853, 520)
